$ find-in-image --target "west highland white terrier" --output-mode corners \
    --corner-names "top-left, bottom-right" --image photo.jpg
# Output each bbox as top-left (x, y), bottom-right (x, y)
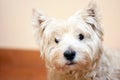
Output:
top-left (32, 1), bottom-right (120, 80)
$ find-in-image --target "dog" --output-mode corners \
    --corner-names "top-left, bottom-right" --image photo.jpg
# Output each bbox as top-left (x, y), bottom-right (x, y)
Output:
top-left (32, 0), bottom-right (120, 80)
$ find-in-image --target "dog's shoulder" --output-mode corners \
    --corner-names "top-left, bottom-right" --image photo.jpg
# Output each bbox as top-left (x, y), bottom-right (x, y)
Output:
top-left (103, 46), bottom-right (120, 67)
top-left (99, 46), bottom-right (120, 79)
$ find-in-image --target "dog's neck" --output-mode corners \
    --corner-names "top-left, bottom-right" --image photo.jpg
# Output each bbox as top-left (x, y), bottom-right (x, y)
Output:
top-left (47, 67), bottom-right (97, 80)
top-left (46, 60), bottom-right (107, 80)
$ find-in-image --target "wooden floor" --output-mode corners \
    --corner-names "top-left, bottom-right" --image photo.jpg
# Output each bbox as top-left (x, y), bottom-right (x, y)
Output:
top-left (0, 49), bottom-right (47, 80)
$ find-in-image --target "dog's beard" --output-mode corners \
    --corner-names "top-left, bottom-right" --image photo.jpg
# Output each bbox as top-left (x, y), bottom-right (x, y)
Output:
top-left (46, 47), bottom-right (94, 72)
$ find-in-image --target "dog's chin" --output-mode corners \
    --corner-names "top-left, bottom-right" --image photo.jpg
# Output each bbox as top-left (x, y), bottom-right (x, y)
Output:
top-left (66, 62), bottom-right (76, 66)
top-left (55, 61), bottom-right (90, 72)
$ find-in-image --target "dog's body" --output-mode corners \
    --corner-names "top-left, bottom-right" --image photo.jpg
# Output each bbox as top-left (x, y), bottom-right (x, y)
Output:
top-left (47, 47), bottom-right (120, 80)
top-left (32, 1), bottom-right (120, 80)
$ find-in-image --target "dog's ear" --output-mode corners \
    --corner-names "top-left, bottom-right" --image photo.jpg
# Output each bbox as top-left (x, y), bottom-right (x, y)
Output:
top-left (32, 9), bottom-right (48, 28)
top-left (71, 0), bottom-right (103, 40)
top-left (85, 0), bottom-right (101, 22)
top-left (84, 0), bottom-right (103, 40)
top-left (32, 9), bottom-right (53, 57)
top-left (32, 9), bottom-right (46, 43)
top-left (32, 9), bottom-right (50, 46)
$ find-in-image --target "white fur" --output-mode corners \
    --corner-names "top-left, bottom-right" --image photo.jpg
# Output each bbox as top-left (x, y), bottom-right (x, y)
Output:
top-left (32, 0), bottom-right (120, 80)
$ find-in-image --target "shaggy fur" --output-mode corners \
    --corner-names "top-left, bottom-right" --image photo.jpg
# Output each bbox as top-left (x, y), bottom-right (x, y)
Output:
top-left (32, 1), bottom-right (120, 80)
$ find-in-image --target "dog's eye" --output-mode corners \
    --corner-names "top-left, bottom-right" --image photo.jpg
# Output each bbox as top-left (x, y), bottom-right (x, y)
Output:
top-left (55, 38), bottom-right (59, 44)
top-left (79, 34), bottom-right (84, 40)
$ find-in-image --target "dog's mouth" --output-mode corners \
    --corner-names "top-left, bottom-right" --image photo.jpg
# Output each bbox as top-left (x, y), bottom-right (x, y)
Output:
top-left (66, 61), bottom-right (76, 66)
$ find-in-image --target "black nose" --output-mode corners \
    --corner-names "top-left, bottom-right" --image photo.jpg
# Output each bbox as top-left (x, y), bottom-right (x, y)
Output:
top-left (64, 50), bottom-right (76, 61)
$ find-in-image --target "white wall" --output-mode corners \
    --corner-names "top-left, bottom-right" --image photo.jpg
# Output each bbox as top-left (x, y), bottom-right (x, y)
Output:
top-left (0, 0), bottom-right (120, 50)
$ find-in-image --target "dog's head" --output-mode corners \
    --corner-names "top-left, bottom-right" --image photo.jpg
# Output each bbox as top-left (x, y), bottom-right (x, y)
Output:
top-left (32, 1), bottom-right (103, 72)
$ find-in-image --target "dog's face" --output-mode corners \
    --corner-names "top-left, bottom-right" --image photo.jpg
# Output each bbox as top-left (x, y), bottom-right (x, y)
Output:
top-left (32, 1), bottom-right (103, 72)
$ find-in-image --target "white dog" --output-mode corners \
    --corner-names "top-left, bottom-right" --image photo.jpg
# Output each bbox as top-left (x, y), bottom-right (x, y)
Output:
top-left (32, 1), bottom-right (120, 80)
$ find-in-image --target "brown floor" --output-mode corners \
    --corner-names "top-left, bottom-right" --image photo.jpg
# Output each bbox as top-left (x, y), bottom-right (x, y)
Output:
top-left (0, 49), bottom-right (47, 80)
